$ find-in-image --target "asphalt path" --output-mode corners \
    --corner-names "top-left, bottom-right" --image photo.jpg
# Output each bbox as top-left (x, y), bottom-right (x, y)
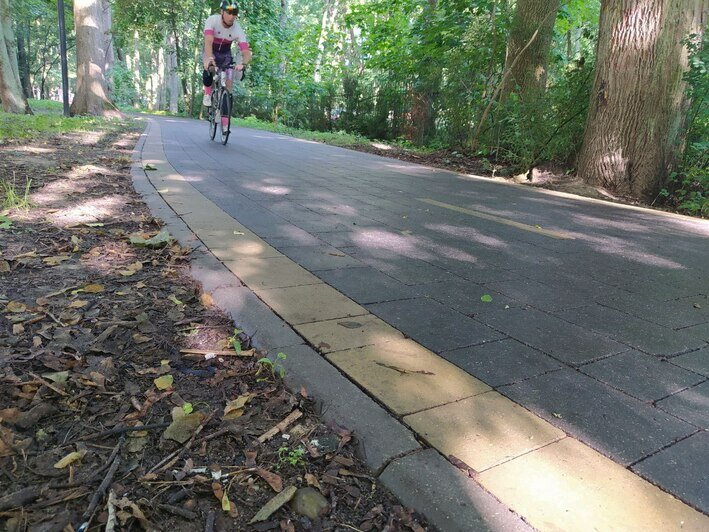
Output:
top-left (154, 115), bottom-right (709, 513)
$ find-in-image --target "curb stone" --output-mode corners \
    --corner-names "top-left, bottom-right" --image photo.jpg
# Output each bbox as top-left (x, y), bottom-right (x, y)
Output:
top-left (130, 120), bottom-right (524, 529)
top-left (380, 449), bottom-right (532, 532)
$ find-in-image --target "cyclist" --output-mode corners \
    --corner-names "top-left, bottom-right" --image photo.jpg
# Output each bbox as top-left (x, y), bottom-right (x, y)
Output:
top-left (202, 1), bottom-right (252, 113)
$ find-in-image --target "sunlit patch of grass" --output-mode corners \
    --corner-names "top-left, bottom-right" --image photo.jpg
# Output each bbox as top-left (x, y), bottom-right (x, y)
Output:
top-left (0, 99), bottom-right (133, 143)
top-left (1, 175), bottom-right (33, 210)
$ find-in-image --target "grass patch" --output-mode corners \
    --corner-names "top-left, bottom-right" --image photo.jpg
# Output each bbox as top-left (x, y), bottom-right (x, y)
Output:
top-left (0, 176), bottom-right (32, 210)
top-left (234, 116), bottom-right (371, 148)
top-left (0, 99), bottom-right (130, 143)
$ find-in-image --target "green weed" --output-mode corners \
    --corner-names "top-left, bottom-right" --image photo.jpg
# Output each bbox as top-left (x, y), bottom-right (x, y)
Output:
top-left (256, 352), bottom-right (287, 380)
top-left (1, 176), bottom-right (32, 210)
top-left (276, 445), bottom-right (306, 469)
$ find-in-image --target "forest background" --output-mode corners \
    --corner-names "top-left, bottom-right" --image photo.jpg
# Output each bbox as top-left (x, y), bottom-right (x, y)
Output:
top-left (1, 0), bottom-right (707, 216)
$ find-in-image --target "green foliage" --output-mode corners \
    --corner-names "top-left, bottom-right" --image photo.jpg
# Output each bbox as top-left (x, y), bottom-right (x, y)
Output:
top-left (276, 445), bottom-right (306, 469)
top-left (227, 328), bottom-right (244, 354)
top-left (1, 177), bottom-right (32, 210)
top-left (256, 352), bottom-right (287, 380)
top-left (0, 104), bottom-right (102, 142)
top-left (657, 33), bottom-right (709, 217)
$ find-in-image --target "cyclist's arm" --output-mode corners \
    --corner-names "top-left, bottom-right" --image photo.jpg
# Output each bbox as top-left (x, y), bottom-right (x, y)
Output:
top-left (239, 43), bottom-right (252, 66)
top-left (203, 30), bottom-right (215, 70)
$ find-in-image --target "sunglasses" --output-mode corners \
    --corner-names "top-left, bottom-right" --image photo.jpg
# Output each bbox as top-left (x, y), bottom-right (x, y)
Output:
top-left (224, 7), bottom-right (238, 14)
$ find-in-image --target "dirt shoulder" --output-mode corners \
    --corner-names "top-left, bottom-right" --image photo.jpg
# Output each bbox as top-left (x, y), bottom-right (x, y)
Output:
top-left (0, 120), bottom-right (425, 531)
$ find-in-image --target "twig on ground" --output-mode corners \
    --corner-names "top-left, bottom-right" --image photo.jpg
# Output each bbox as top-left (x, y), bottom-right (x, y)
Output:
top-left (158, 503), bottom-right (198, 520)
top-left (76, 422), bottom-right (171, 442)
top-left (257, 410), bottom-right (303, 444)
top-left (76, 452), bottom-right (121, 531)
top-left (28, 372), bottom-right (69, 397)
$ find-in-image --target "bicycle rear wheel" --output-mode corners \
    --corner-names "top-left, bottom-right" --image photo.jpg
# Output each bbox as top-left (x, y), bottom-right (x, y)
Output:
top-left (219, 91), bottom-right (231, 145)
top-left (208, 92), bottom-right (217, 140)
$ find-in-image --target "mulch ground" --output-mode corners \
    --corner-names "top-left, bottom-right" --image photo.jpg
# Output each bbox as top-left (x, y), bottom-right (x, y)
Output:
top-left (0, 120), bottom-right (426, 532)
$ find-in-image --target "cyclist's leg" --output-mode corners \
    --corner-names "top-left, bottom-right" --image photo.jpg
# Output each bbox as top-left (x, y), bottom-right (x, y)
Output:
top-left (202, 68), bottom-right (214, 107)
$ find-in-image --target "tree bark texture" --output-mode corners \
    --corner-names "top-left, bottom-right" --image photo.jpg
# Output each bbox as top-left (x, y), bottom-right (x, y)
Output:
top-left (70, 0), bottom-right (119, 116)
top-left (16, 23), bottom-right (31, 98)
top-left (577, 0), bottom-right (707, 200)
top-left (500, 0), bottom-right (560, 102)
top-left (0, 0), bottom-right (30, 113)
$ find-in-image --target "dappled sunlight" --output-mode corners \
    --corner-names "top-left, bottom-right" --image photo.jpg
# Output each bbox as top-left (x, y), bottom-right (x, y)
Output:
top-left (66, 164), bottom-right (115, 180)
top-left (425, 223), bottom-right (510, 249)
top-left (80, 240), bottom-right (140, 276)
top-left (569, 213), bottom-right (651, 233)
top-left (568, 232), bottom-right (685, 269)
top-left (370, 142), bottom-right (394, 150)
top-left (32, 177), bottom-right (105, 206)
top-left (352, 229), bottom-right (427, 256)
top-left (478, 438), bottom-right (706, 530)
top-left (294, 314), bottom-right (405, 353)
top-left (12, 146), bottom-right (56, 154)
top-left (48, 194), bottom-right (132, 226)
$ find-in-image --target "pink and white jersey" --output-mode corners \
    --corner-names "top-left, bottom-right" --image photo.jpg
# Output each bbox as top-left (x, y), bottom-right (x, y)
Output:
top-left (204, 14), bottom-right (249, 54)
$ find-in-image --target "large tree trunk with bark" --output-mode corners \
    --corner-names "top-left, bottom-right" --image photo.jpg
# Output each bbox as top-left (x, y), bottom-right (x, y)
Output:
top-left (17, 23), bottom-right (31, 99)
top-left (70, 0), bottom-right (120, 116)
top-left (500, 0), bottom-right (560, 102)
top-left (406, 0), bottom-right (441, 145)
top-left (0, 0), bottom-right (30, 113)
top-left (577, 0), bottom-right (707, 200)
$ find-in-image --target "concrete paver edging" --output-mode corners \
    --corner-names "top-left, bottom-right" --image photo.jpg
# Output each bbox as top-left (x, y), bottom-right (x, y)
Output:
top-left (132, 118), bottom-right (709, 531)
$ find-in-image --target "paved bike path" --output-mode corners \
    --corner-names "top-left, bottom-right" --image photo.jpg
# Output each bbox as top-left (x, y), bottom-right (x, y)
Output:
top-left (140, 116), bottom-right (708, 529)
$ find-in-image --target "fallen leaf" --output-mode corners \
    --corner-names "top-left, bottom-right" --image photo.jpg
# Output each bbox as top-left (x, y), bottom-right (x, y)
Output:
top-left (0, 260), bottom-right (9, 273)
top-left (182, 403), bottom-right (193, 415)
top-left (304, 473), bottom-right (320, 489)
top-left (132, 333), bottom-right (151, 344)
top-left (221, 492), bottom-right (231, 512)
top-left (168, 294), bottom-right (183, 306)
top-left (58, 309), bottom-right (81, 325)
top-left (83, 284), bottom-right (104, 293)
top-left (163, 409), bottom-right (205, 443)
top-left (54, 449), bottom-right (87, 469)
top-left (6, 301), bottom-right (27, 313)
top-left (694, 303), bottom-right (702, 309)
top-left (154, 374), bottom-right (174, 390)
top-left (552, 412), bottom-right (563, 418)
top-left (223, 394), bottom-right (252, 420)
top-left (480, 294), bottom-right (493, 303)
top-left (68, 299), bottom-right (89, 309)
top-left (0, 215), bottom-right (13, 229)
top-left (42, 371), bottom-right (69, 383)
top-left (12, 324), bottom-right (24, 335)
top-left (144, 164), bottom-right (157, 171)
top-left (43, 255), bottom-right (70, 266)
top-left (257, 468), bottom-right (283, 492)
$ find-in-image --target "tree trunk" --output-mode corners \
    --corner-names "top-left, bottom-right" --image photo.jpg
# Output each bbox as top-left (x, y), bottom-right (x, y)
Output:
top-left (70, 0), bottom-right (120, 116)
top-left (100, 0), bottom-right (115, 98)
top-left (166, 33), bottom-right (179, 113)
top-left (17, 23), bottom-right (31, 99)
top-left (500, 0), bottom-right (560, 102)
top-left (577, 0), bottom-right (707, 200)
top-left (314, 0), bottom-right (336, 82)
top-left (406, 0), bottom-right (441, 145)
top-left (0, 0), bottom-right (30, 113)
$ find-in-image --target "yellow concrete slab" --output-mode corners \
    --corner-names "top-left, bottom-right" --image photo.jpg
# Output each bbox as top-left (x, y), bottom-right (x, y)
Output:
top-left (253, 284), bottom-right (368, 325)
top-left (327, 339), bottom-right (490, 415)
top-left (200, 231), bottom-right (282, 260)
top-left (404, 392), bottom-right (565, 472)
top-left (223, 257), bottom-right (323, 289)
top-left (295, 314), bottom-right (405, 353)
top-left (478, 438), bottom-right (709, 531)
top-left (182, 211), bottom-right (250, 233)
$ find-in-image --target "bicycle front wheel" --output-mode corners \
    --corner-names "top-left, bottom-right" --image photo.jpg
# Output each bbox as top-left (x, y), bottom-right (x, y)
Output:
top-left (219, 91), bottom-right (231, 145)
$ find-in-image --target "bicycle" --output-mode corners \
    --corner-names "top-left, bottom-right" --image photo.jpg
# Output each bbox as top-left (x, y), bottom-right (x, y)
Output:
top-left (206, 63), bottom-right (244, 145)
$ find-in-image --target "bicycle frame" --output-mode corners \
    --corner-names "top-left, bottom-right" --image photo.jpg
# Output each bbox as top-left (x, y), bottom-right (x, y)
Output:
top-left (207, 66), bottom-right (233, 145)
